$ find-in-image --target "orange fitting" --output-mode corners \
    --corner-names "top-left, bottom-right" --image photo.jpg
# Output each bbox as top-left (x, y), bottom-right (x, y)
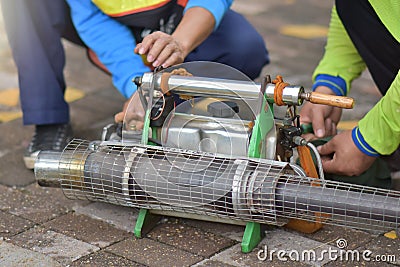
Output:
top-left (272, 75), bottom-right (289, 106)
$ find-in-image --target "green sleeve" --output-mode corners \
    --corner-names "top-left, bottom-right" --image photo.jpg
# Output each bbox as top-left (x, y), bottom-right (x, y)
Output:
top-left (312, 6), bottom-right (366, 93)
top-left (358, 71), bottom-right (400, 155)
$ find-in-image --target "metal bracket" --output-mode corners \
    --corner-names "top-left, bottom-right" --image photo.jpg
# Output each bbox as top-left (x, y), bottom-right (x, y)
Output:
top-left (134, 208), bottom-right (161, 238)
top-left (248, 75), bottom-right (275, 159)
top-left (242, 222), bottom-right (265, 253)
top-left (241, 77), bottom-right (275, 253)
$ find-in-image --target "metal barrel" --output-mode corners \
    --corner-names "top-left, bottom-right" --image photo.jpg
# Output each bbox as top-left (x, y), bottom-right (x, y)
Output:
top-left (35, 140), bottom-right (400, 231)
top-left (35, 151), bottom-right (63, 188)
top-left (274, 179), bottom-right (400, 228)
top-left (140, 73), bottom-right (304, 105)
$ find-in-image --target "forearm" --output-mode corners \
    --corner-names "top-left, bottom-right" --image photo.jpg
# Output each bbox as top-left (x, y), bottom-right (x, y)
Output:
top-left (357, 71), bottom-right (400, 155)
top-left (313, 6), bottom-right (366, 96)
top-left (174, 0), bottom-right (233, 57)
top-left (172, 7), bottom-right (215, 57)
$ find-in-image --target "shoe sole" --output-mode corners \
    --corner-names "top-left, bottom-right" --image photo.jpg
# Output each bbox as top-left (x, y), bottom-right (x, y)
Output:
top-left (23, 151), bottom-right (40, 170)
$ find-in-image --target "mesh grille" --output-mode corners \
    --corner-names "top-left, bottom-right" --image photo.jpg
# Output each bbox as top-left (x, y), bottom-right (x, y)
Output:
top-left (54, 139), bottom-right (400, 231)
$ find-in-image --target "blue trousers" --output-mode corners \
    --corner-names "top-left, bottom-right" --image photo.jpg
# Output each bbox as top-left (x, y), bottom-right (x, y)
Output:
top-left (1, 0), bottom-right (269, 125)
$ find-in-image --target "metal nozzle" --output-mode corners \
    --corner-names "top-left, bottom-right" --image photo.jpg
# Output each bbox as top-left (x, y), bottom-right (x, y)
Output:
top-left (34, 151), bottom-right (63, 187)
top-left (35, 149), bottom-right (88, 188)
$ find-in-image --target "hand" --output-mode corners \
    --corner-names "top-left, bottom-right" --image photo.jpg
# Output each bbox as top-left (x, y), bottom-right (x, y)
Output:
top-left (318, 130), bottom-right (376, 176)
top-left (134, 31), bottom-right (187, 69)
top-left (300, 86), bottom-right (342, 138)
top-left (114, 91), bottom-right (145, 130)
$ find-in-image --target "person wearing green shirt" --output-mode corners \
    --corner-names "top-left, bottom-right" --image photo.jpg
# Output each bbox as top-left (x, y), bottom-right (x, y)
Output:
top-left (300, 0), bottom-right (400, 180)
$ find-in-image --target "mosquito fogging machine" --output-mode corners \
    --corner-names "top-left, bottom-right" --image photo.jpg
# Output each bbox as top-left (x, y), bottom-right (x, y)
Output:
top-left (34, 62), bottom-right (400, 252)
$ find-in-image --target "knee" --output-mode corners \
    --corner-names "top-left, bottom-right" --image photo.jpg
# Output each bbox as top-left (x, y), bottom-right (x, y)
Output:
top-left (224, 31), bottom-right (269, 79)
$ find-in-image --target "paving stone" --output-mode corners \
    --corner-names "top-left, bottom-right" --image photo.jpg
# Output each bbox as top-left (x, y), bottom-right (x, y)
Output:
top-left (192, 259), bottom-right (237, 267)
top-left (209, 243), bottom-right (311, 267)
top-left (209, 228), bottom-right (341, 267)
top-left (182, 218), bottom-right (250, 242)
top-left (0, 185), bottom-right (15, 211)
top-left (0, 210), bottom-right (35, 238)
top-left (106, 237), bottom-right (203, 267)
top-left (0, 146), bottom-right (35, 187)
top-left (74, 202), bottom-right (138, 233)
top-left (0, 119), bottom-right (35, 187)
top-left (63, 41), bottom-right (114, 95)
top-left (71, 251), bottom-right (144, 267)
top-left (231, 0), bottom-right (275, 16)
top-left (0, 240), bottom-right (62, 267)
top-left (313, 230), bottom-right (396, 266)
top-left (9, 226), bottom-right (99, 265)
top-left (70, 93), bottom-right (124, 132)
top-left (0, 12), bottom-right (16, 73)
top-left (358, 235), bottom-right (400, 265)
top-left (44, 213), bottom-right (131, 248)
top-left (0, 183), bottom-right (89, 223)
top-left (324, 259), bottom-right (394, 267)
top-left (147, 218), bottom-right (237, 257)
top-left (286, 224), bottom-right (375, 250)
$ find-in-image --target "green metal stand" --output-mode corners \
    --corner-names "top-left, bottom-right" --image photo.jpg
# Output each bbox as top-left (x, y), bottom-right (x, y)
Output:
top-left (141, 110), bottom-right (152, 145)
top-left (134, 208), bottom-right (161, 238)
top-left (242, 92), bottom-right (274, 253)
top-left (242, 222), bottom-right (265, 253)
top-left (248, 101), bottom-right (274, 158)
top-left (135, 115), bottom-right (160, 238)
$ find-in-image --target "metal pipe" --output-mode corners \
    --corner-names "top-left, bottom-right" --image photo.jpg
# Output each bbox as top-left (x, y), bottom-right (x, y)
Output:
top-left (140, 73), bottom-right (354, 108)
top-left (306, 142), bottom-right (325, 181)
top-left (140, 73), bottom-right (304, 105)
top-left (35, 141), bottom-right (400, 232)
top-left (35, 150), bottom-right (88, 188)
top-left (35, 151), bottom-right (63, 187)
top-left (144, 73), bottom-right (263, 100)
top-left (167, 77), bottom-right (305, 105)
top-left (265, 84), bottom-right (304, 106)
top-left (275, 181), bottom-right (400, 224)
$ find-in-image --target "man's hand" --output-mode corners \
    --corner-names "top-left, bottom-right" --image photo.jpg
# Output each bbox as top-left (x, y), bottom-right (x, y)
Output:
top-left (318, 130), bottom-right (376, 176)
top-left (135, 31), bottom-right (187, 69)
top-left (134, 7), bottom-right (215, 69)
top-left (114, 91), bottom-right (145, 130)
top-left (300, 86), bottom-right (342, 138)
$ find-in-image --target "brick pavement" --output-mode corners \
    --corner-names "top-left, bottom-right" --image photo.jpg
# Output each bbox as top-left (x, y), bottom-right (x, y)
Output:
top-left (0, 1), bottom-right (399, 266)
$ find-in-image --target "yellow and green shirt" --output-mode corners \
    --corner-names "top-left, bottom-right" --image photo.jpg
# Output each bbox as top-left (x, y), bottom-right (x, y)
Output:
top-left (313, 2), bottom-right (400, 156)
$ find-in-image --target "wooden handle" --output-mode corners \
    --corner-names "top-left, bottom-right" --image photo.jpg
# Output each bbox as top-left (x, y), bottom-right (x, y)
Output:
top-left (308, 92), bottom-right (354, 109)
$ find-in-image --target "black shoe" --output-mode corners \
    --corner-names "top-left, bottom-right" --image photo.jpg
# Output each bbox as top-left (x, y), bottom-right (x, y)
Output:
top-left (24, 124), bottom-right (73, 169)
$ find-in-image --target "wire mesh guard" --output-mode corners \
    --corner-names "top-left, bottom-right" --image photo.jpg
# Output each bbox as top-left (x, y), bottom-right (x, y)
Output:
top-left (36, 139), bottom-right (400, 232)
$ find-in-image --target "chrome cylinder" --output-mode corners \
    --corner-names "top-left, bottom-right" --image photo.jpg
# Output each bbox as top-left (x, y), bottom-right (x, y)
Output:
top-left (265, 84), bottom-right (304, 106)
top-left (35, 150), bottom-right (89, 188)
top-left (141, 73), bottom-right (262, 100)
top-left (141, 73), bottom-right (305, 106)
top-left (35, 151), bottom-right (63, 187)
